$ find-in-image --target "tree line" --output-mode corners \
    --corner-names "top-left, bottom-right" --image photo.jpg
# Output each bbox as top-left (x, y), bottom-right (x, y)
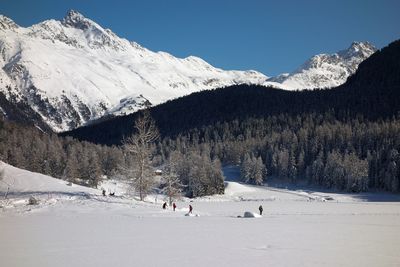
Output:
top-left (149, 113), bottom-right (399, 193)
top-left (1, 107), bottom-right (400, 196)
top-left (0, 116), bottom-right (224, 198)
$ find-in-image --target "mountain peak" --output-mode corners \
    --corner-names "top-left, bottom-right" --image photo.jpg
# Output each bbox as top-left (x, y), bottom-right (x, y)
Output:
top-left (340, 41), bottom-right (377, 59)
top-left (0, 12), bottom-right (267, 132)
top-left (265, 41), bottom-right (377, 90)
top-left (0, 15), bottom-right (19, 30)
top-left (64, 9), bottom-right (85, 22)
top-left (62, 10), bottom-right (97, 30)
top-left (349, 41), bottom-right (374, 50)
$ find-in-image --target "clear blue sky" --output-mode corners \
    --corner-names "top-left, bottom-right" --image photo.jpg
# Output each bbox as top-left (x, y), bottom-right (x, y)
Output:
top-left (1, 0), bottom-right (399, 76)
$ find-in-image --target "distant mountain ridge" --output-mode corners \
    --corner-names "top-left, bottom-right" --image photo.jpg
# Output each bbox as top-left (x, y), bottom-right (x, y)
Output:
top-left (0, 10), bottom-right (376, 132)
top-left (265, 42), bottom-right (377, 90)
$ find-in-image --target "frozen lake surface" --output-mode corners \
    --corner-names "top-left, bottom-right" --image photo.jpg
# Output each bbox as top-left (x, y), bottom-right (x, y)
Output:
top-left (1, 162), bottom-right (400, 267)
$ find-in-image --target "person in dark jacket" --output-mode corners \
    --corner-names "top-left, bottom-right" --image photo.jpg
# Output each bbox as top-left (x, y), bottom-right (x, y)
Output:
top-left (163, 202), bottom-right (167, 209)
top-left (173, 203), bottom-right (177, 211)
top-left (189, 204), bottom-right (193, 214)
top-left (259, 205), bottom-right (263, 215)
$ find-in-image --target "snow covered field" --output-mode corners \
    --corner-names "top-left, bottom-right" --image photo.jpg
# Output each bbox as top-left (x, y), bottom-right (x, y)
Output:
top-left (1, 162), bottom-right (400, 267)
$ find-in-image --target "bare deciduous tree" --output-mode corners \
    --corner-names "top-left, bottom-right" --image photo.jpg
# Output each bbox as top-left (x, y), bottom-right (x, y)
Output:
top-left (123, 110), bottom-right (159, 201)
top-left (161, 165), bottom-right (183, 206)
top-left (0, 163), bottom-right (10, 199)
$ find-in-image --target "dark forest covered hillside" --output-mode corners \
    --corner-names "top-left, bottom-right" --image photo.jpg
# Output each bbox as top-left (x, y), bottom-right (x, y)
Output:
top-left (62, 40), bottom-right (400, 145)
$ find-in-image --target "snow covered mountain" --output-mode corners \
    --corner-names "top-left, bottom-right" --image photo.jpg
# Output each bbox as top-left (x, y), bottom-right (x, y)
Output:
top-left (0, 10), bottom-right (267, 132)
top-left (264, 41), bottom-right (377, 90)
top-left (0, 10), bottom-right (377, 132)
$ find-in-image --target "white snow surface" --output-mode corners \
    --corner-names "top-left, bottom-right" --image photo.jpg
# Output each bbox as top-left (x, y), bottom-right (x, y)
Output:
top-left (1, 162), bottom-right (400, 267)
top-left (0, 11), bottom-right (267, 132)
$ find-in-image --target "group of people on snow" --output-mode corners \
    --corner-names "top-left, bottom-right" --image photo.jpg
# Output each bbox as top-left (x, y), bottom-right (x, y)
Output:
top-left (163, 202), bottom-right (262, 216)
top-left (102, 189), bottom-right (115, 196)
top-left (100, 188), bottom-right (262, 216)
top-left (162, 202), bottom-right (192, 213)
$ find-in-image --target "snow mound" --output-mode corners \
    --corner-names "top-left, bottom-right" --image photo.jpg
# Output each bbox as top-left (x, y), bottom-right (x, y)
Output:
top-left (0, 161), bottom-right (98, 197)
top-left (243, 211), bottom-right (262, 218)
top-left (225, 182), bottom-right (256, 196)
top-left (185, 213), bottom-right (200, 217)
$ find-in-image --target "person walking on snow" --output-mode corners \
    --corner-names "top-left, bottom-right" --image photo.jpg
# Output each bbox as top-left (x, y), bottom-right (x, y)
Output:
top-left (162, 202), bottom-right (167, 209)
top-left (259, 205), bottom-right (263, 215)
top-left (173, 203), bottom-right (177, 211)
top-left (189, 204), bottom-right (193, 214)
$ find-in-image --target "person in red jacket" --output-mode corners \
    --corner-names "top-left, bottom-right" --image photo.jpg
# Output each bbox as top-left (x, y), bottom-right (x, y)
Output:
top-left (173, 203), bottom-right (177, 211)
top-left (189, 204), bottom-right (193, 214)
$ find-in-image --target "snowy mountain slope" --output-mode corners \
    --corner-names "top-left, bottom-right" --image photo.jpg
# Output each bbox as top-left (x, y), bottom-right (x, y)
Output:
top-left (0, 161), bottom-right (98, 198)
top-left (0, 10), bottom-right (377, 132)
top-left (0, 11), bottom-right (267, 132)
top-left (265, 42), bottom-right (377, 90)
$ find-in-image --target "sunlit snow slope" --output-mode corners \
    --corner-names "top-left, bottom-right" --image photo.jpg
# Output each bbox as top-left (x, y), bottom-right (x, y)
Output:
top-left (0, 10), bottom-right (267, 132)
